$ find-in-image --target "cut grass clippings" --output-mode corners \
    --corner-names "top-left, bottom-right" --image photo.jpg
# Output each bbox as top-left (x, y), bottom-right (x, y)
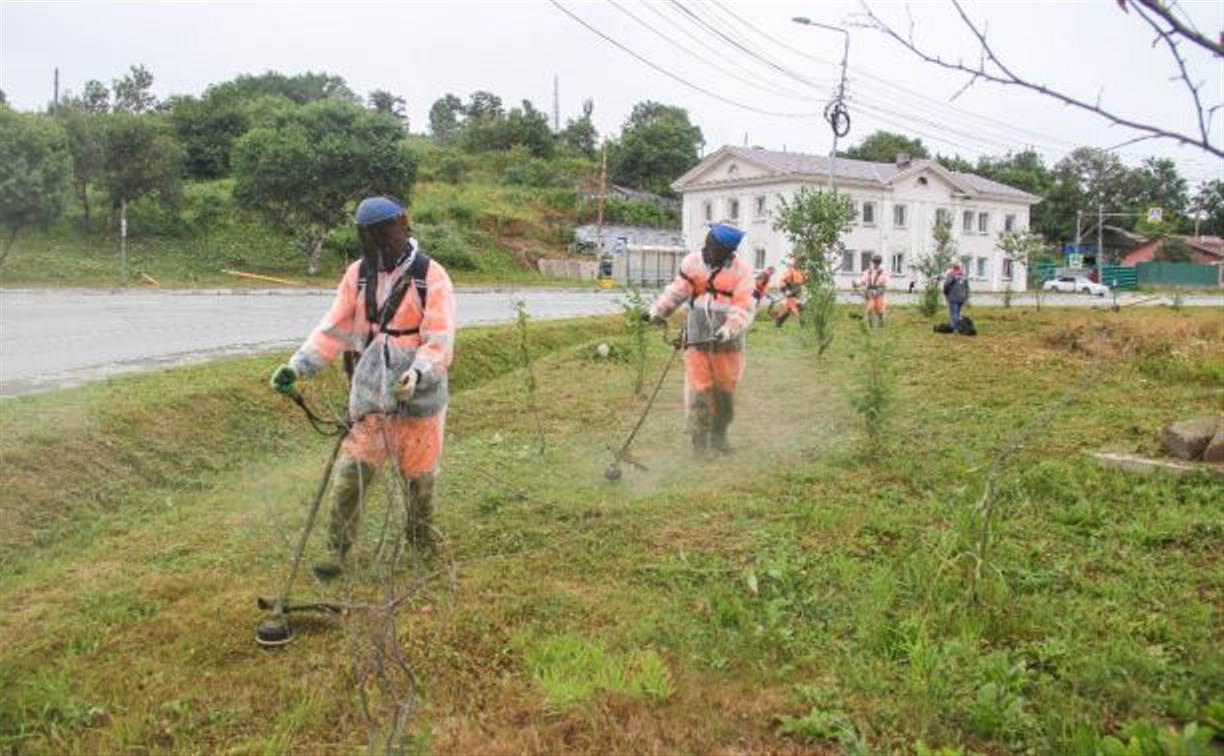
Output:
top-left (0, 305), bottom-right (1221, 753)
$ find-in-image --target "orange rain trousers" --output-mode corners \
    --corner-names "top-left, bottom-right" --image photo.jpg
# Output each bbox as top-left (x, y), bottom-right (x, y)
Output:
top-left (342, 411), bottom-right (446, 479)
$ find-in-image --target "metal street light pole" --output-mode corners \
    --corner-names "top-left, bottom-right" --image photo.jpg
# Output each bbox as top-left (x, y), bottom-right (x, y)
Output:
top-left (792, 16), bottom-right (850, 192)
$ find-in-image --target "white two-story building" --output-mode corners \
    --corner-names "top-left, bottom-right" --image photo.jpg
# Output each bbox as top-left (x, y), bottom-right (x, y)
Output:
top-left (671, 146), bottom-right (1040, 291)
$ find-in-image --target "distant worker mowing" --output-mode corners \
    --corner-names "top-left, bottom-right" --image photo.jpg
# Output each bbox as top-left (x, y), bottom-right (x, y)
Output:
top-left (854, 253), bottom-right (890, 328)
top-left (644, 222), bottom-right (754, 455)
top-left (773, 257), bottom-right (806, 329)
top-left (270, 195), bottom-right (456, 578)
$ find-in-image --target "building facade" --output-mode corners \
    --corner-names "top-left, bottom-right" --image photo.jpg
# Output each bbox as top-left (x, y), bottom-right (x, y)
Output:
top-left (671, 147), bottom-right (1041, 292)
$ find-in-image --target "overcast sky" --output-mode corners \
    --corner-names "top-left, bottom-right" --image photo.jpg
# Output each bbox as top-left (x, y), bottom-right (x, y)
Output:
top-left (2, 0), bottom-right (1221, 185)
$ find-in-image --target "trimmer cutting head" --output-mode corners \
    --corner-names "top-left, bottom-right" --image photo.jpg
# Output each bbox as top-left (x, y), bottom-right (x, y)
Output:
top-left (256, 615), bottom-right (293, 647)
top-left (605, 463), bottom-right (622, 482)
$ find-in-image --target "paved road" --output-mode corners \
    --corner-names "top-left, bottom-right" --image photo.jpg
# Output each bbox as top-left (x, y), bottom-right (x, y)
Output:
top-left (1, 287), bottom-right (1219, 398)
top-left (0, 288), bottom-right (625, 398)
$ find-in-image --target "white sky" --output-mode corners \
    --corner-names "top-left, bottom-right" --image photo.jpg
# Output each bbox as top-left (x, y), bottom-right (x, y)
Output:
top-left (2, 0), bottom-right (1221, 185)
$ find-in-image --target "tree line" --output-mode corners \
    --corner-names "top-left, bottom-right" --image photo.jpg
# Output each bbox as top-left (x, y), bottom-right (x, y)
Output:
top-left (2, 65), bottom-right (1220, 273)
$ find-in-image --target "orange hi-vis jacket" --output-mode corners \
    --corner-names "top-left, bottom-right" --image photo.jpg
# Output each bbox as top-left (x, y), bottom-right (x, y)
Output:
top-left (650, 251), bottom-right (755, 351)
top-left (289, 239), bottom-right (456, 421)
top-left (857, 267), bottom-right (890, 298)
top-left (779, 265), bottom-right (806, 298)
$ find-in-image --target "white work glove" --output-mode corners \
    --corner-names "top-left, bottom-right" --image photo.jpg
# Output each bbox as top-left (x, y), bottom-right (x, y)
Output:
top-left (714, 324), bottom-right (734, 343)
top-left (393, 369), bottom-right (419, 403)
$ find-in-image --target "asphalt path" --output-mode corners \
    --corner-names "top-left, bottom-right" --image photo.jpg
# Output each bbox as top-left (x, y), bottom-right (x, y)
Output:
top-left (0, 288), bottom-right (625, 398)
top-left (0, 287), bottom-right (1219, 398)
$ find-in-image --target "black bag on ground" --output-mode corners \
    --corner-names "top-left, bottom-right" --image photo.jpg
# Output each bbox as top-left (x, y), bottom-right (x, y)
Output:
top-left (934, 322), bottom-right (955, 334)
top-left (958, 316), bottom-right (977, 336)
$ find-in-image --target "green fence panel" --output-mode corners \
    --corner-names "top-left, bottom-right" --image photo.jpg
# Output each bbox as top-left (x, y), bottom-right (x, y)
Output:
top-left (1101, 266), bottom-right (1137, 290)
top-left (1136, 262), bottom-right (1219, 288)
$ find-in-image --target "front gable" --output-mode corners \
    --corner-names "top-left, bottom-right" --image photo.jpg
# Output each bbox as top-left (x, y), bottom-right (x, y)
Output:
top-left (886, 162), bottom-right (977, 201)
top-left (673, 148), bottom-right (781, 191)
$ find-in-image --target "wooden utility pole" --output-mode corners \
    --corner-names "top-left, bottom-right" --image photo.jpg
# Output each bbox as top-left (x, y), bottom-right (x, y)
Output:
top-left (596, 140), bottom-right (608, 253)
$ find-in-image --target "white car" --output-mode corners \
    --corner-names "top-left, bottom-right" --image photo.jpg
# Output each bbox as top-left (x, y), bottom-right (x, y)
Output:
top-left (1043, 276), bottom-right (1110, 297)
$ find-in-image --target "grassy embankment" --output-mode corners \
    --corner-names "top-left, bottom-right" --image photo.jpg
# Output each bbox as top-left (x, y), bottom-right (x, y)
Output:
top-left (0, 144), bottom-right (634, 290)
top-left (0, 306), bottom-right (1221, 753)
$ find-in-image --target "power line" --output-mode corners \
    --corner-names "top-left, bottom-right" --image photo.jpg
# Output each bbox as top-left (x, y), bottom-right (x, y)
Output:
top-left (550, 1), bottom-right (823, 118)
top-left (606, 0), bottom-right (826, 103)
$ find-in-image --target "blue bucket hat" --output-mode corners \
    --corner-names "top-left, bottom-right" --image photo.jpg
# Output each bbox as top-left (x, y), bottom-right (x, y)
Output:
top-left (354, 196), bottom-right (405, 227)
top-left (708, 222), bottom-right (746, 250)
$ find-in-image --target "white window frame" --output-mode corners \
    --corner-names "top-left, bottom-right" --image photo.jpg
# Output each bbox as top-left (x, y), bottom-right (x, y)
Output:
top-left (860, 251), bottom-right (873, 272)
top-left (703, 200), bottom-right (712, 222)
top-left (976, 256), bottom-right (988, 279)
top-left (893, 203), bottom-right (908, 229)
top-left (754, 248), bottom-right (766, 269)
top-left (890, 253), bottom-right (905, 276)
top-left (962, 210), bottom-right (974, 233)
top-left (935, 208), bottom-right (951, 227)
top-left (862, 201), bottom-right (876, 226)
top-left (754, 195), bottom-right (767, 220)
top-left (728, 198), bottom-right (740, 222)
top-left (978, 211), bottom-right (990, 235)
top-left (1004, 213), bottom-right (1016, 232)
top-left (1003, 258), bottom-right (1015, 280)
top-left (841, 251), bottom-right (855, 273)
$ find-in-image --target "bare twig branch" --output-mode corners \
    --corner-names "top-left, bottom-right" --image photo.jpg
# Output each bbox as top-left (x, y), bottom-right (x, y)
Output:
top-left (858, 0), bottom-right (1224, 158)
top-left (1130, 0), bottom-right (1213, 143)
top-left (1133, 0), bottom-right (1224, 57)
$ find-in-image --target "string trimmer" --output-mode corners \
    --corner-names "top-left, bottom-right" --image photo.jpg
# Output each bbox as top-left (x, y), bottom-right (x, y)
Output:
top-left (256, 387), bottom-right (352, 648)
top-left (605, 329), bottom-right (717, 482)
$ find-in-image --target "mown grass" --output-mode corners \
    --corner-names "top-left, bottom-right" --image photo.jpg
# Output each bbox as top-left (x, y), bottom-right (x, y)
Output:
top-left (0, 306), bottom-right (1220, 753)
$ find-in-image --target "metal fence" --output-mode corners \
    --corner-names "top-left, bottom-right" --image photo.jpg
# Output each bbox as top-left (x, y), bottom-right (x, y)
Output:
top-left (613, 245), bottom-right (686, 287)
top-left (1136, 261), bottom-right (1220, 288)
top-left (1101, 265), bottom-right (1137, 290)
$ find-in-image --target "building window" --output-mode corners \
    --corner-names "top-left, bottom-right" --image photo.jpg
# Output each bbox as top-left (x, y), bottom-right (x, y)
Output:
top-left (754, 195), bottom-right (767, 219)
top-left (976, 257), bottom-right (988, 278)
top-left (862, 201), bottom-right (876, 226)
top-left (893, 203), bottom-right (907, 228)
top-left (960, 255), bottom-right (971, 273)
top-left (1004, 213), bottom-right (1016, 232)
top-left (978, 211), bottom-right (989, 234)
top-left (963, 210), bottom-right (974, 233)
top-left (703, 201), bottom-right (712, 222)
top-left (891, 253), bottom-right (905, 275)
top-left (728, 198), bottom-right (740, 221)
top-left (841, 251), bottom-right (855, 273)
top-left (936, 208), bottom-right (951, 226)
top-left (754, 248), bottom-right (766, 269)
top-left (860, 251), bottom-right (873, 272)
top-left (1003, 258), bottom-right (1014, 279)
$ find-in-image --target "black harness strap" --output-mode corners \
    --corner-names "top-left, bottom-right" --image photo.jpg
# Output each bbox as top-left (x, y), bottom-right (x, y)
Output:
top-left (352, 252), bottom-right (433, 371)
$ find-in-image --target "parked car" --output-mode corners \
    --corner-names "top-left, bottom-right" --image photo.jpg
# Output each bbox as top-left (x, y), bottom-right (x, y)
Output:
top-left (1043, 275), bottom-right (1110, 296)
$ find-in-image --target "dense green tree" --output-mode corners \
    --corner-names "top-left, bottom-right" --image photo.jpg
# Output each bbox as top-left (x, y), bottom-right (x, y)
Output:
top-left (462, 99), bottom-right (554, 158)
top-left (0, 110), bottom-right (73, 265)
top-left (973, 150), bottom-right (1056, 238)
top-left (232, 100), bottom-right (416, 274)
top-left (112, 64), bottom-right (158, 114)
top-left (428, 93), bottom-right (465, 144)
top-left (1190, 179), bottom-right (1224, 236)
top-left (0, 89), bottom-right (6, 106)
top-left (60, 79), bottom-right (111, 114)
top-left (212, 71), bottom-right (357, 105)
top-left (559, 99), bottom-right (598, 159)
top-left (608, 101), bottom-right (703, 196)
top-left (97, 113), bottom-right (186, 215)
top-left (369, 90), bottom-right (408, 130)
top-left (465, 91), bottom-right (503, 120)
top-left (840, 130), bottom-right (930, 162)
top-left (1132, 157), bottom-right (1189, 230)
top-left (55, 107), bottom-right (106, 226)
top-left (935, 153), bottom-right (975, 173)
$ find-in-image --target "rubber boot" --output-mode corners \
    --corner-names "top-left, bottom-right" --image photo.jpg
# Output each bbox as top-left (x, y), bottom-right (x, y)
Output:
top-left (774, 311), bottom-right (789, 329)
top-left (710, 390), bottom-right (735, 454)
top-left (688, 390), bottom-right (713, 458)
top-left (314, 455), bottom-right (376, 581)
top-left (406, 472), bottom-right (437, 554)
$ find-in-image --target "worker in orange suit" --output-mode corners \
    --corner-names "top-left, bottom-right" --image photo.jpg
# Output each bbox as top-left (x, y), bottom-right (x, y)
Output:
top-left (644, 222), bottom-right (754, 455)
top-left (854, 253), bottom-right (891, 327)
top-left (773, 257), bottom-right (806, 328)
top-left (752, 265), bottom-right (776, 314)
top-left (270, 195), bottom-right (456, 577)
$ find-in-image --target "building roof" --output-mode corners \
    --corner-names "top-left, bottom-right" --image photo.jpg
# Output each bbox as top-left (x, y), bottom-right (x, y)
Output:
top-left (673, 146), bottom-right (1040, 204)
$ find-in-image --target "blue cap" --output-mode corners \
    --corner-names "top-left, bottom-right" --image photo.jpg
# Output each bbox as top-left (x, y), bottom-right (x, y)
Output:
top-left (354, 196), bottom-right (404, 226)
top-left (709, 222), bottom-right (745, 249)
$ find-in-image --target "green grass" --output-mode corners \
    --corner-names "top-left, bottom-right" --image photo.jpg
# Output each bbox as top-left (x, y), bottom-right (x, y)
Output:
top-left (0, 306), bottom-right (1220, 753)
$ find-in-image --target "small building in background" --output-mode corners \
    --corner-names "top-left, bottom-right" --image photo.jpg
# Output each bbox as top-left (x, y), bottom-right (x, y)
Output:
top-left (570, 224), bottom-right (683, 256)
